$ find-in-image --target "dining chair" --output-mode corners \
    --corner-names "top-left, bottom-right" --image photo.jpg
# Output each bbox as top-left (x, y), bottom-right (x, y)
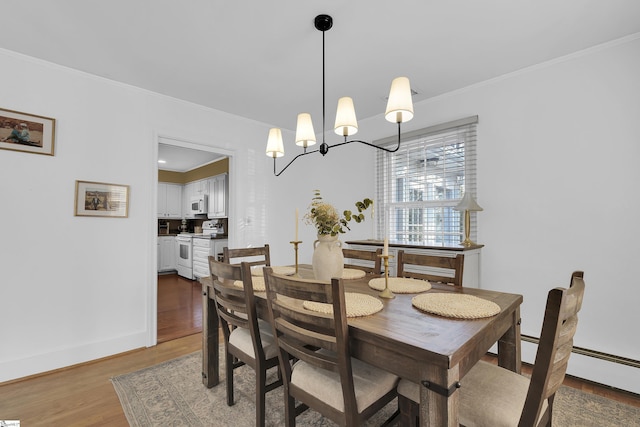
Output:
top-left (342, 247), bottom-right (383, 275)
top-left (262, 267), bottom-right (399, 427)
top-left (208, 257), bottom-right (281, 427)
top-left (396, 250), bottom-right (464, 286)
top-left (223, 244), bottom-right (271, 268)
top-left (397, 270), bottom-right (586, 427)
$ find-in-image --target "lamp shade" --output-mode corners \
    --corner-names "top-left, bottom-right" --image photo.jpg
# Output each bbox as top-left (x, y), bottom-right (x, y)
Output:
top-left (384, 76), bottom-right (414, 124)
top-left (454, 192), bottom-right (483, 212)
top-left (334, 97), bottom-right (358, 136)
top-left (295, 113), bottom-right (316, 147)
top-left (266, 128), bottom-right (285, 158)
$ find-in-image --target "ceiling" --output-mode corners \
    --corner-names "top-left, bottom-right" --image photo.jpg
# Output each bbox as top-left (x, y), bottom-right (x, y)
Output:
top-left (157, 143), bottom-right (224, 172)
top-left (3, 1), bottom-right (640, 170)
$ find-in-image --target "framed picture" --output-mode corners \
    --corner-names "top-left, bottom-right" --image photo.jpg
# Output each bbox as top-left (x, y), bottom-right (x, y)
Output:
top-left (0, 107), bottom-right (56, 156)
top-left (74, 180), bottom-right (130, 218)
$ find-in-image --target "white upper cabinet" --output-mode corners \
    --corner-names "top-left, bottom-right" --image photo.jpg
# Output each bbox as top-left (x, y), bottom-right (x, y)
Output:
top-left (208, 173), bottom-right (228, 218)
top-left (158, 183), bottom-right (182, 218)
top-left (182, 182), bottom-right (195, 218)
top-left (193, 179), bottom-right (209, 195)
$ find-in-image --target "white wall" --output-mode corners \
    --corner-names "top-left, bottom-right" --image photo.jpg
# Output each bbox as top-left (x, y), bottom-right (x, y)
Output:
top-left (241, 34), bottom-right (640, 393)
top-left (2, 34), bottom-right (639, 392)
top-left (0, 49), bottom-right (275, 382)
top-left (357, 35), bottom-right (640, 392)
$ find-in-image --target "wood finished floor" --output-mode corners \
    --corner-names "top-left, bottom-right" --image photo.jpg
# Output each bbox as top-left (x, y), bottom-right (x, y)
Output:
top-left (157, 273), bottom-right (202, 343)
top-left (0, 273), bottom-right (638, 426)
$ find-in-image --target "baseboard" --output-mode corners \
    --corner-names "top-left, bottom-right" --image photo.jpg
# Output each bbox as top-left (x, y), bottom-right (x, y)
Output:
top-left (0, 330), bottom-right (148, 384)
top-left (521, 334), bottom-right (640, 369)
top-left (494, 338), bottom-right (640, 395)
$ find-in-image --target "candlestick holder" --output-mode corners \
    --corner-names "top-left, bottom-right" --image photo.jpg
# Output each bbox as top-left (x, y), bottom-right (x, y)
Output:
top-left (377, 254), bottom-right (395, 299)
top-left (289, 240), bottom-right (302, 277)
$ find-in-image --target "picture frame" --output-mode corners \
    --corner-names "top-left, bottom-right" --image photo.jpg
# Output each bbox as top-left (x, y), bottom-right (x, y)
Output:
top-left (0, 107), bottom-right (56, 156)
top-left (74, 180), bottom-right (130, 218)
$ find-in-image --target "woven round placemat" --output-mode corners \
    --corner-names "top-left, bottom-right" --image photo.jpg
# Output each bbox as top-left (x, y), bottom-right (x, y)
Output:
top-left (411, 293), bottom-right (500, 319)
top-left (251, 265), bottom-right (296, 276)
top-left (368, 277), bottom-right (431, 294)
top-left (303, 292), bottom-right (383, 318)
top-left (233, 276), bottom-right (266, 292)
top-left (341, 268), bottom-right (366, 280)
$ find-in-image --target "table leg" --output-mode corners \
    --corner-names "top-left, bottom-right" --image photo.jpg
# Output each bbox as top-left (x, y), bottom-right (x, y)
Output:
top-left (498, 306), bottom-right (521, 374)
top-left (419, 364), bottom-right (460, 427)
top-left (201, 281), bottom-right (219, 387)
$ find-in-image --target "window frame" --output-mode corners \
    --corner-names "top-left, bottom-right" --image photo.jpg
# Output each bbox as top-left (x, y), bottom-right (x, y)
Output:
top-left (374, 116), bottom-right (478, 246)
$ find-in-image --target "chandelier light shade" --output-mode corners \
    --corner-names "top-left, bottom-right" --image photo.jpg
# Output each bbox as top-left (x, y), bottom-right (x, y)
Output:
top-left (295, 113), bottom-right (316, 147)
top-left (265, 128), bottom-right (284, 158)
top-left (334, 97), bottom-right (358, 137)
top-left (266, 14), bottom-right (415, 176)
top-left (385, 76), bottom-right (414, 123)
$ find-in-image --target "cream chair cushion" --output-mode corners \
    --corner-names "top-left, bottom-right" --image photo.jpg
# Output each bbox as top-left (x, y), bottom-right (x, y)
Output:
top-left (291, 350), bottom-right (398, 413)
top-left (229, 319), bottom-right (278, 359)
top-left (398, 361), bottom-right (547, 427)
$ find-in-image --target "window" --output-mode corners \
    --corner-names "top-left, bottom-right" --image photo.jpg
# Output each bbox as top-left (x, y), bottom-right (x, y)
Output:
top-left (375, 116), bottom-right (478, 246)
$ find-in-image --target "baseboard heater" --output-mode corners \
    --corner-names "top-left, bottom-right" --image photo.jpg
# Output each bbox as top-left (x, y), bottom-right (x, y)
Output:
top-left (521, 334), bottom-right (640, 369)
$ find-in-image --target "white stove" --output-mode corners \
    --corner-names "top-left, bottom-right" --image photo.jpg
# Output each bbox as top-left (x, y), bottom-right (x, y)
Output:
top-left (175, 234), bottom-right (194, 279)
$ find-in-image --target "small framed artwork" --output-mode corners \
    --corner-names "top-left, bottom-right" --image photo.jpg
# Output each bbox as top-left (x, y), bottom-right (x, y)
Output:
top-left (75, 180), bottom-right (130, 218)
top-left (0, 107), bottom-right (56, 156)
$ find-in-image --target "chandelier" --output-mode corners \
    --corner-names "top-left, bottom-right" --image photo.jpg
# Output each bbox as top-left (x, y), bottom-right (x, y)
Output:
top-left (265, 14), bottom-right (415, 176)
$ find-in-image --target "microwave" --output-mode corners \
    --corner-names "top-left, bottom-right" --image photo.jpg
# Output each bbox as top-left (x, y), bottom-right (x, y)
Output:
top-left (190, 195), bottom-right (208, 214)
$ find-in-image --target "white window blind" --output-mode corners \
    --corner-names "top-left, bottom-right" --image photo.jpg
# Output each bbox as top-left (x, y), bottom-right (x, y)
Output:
top-left (375, 116), bottom-right (478, 246)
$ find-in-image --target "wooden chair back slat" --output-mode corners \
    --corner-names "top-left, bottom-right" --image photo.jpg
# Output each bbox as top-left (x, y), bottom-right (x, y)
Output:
top-left (343, 248), bottom-right (383, 275)
top-left (223, 244), bottom-right (271, 268)
top-left (207, 257), bottom-right (283, 427)
top-left (396, 251), bottom-right (465, 286)
top-left (263, 268), bottom-right (363, 424)
top-left (520, 271), bottom-right (586, 426)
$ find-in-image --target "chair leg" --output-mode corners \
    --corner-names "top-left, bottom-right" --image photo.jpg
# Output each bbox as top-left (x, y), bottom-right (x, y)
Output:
top-left (226, 351), bottom-right (234, 406)
top-left (256, 367), bottom-right (267, 427)
top-left (284, 393), bottom-right (296, 427)
top-left (536, 396), bottom-right (554, 427)
top-left (399, 395), bottom-right (419, 427)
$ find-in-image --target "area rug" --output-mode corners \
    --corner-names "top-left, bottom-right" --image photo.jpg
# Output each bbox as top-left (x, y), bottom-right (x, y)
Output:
top-left (112, 351), bottom-right (640, 427)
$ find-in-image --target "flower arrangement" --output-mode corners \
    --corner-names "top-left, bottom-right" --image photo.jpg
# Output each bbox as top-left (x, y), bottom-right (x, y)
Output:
top-left (304, 190), bottom-right (373, 236)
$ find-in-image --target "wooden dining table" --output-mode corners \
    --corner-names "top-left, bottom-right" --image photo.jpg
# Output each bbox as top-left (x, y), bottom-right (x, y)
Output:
top-left (201, 265), bottom-right (522, 427)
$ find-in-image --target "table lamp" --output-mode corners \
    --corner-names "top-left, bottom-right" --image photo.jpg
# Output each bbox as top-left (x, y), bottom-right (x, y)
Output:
top-left (454, 192), bottom-right (483, 247)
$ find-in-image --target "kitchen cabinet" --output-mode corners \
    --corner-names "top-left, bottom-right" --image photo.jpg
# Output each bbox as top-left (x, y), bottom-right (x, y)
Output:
top-left (158, 183), bottom-right (182, 218)
top-left (182, 179), bottom-right (210, 218)
top-left (192, 237), bottom-right (228, 279)
top-left (182, 182), bottom-right (195, 218)
top-left (193, 179), bottom-right (209, 195)
top-left (158, 236), bottom-right (177, 272)
top-left (208, 173), bottom-right (228, 218)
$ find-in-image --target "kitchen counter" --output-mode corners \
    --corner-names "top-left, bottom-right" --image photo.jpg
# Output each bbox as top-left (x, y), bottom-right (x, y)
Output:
top-left (158, 233), bottom-right (228, 239)
top-left (192, 233), bottom-right (229, 240)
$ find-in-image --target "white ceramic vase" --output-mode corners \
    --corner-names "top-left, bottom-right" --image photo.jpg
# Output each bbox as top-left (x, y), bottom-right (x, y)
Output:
top-left (312, 234), bottom-right (344, 281)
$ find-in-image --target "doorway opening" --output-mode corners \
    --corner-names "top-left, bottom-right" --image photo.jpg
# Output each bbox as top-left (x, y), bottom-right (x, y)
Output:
top-left (153, 136), bottom-right (234, 344)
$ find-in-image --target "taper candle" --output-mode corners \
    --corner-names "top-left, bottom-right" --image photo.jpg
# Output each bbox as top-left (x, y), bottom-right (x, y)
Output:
top-left (295, 208), bottom-right (299, 241)
top-left (383, 237), bottom-right (389, 256)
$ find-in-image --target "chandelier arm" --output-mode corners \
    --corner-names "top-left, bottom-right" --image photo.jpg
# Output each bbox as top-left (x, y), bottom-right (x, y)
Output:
top-left (332, 138), bottom-right (400, 153)
top-left (329, 122), bottom-right (403, 153)
top-left (272, 148), bottom-right (321, 176)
